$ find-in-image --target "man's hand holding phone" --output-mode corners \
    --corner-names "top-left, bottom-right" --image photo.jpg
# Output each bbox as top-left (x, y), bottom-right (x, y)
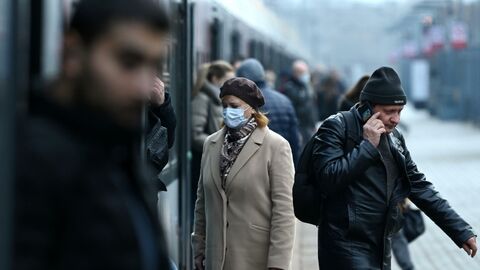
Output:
top-left (363, 112), bottom-right (386, 147)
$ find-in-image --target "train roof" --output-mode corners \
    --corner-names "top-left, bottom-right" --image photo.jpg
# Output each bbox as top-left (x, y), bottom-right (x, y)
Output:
top-left (213, 0), bottom-right (312, 60)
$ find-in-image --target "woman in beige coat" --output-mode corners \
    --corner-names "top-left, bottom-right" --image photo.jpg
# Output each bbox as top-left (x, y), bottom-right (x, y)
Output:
top-left (192, 77), bottom-right (296, 270)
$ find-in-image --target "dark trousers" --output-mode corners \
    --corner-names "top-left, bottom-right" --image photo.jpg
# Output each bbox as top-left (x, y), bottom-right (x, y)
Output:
top-left (392, 229), bottom-right (414, 270)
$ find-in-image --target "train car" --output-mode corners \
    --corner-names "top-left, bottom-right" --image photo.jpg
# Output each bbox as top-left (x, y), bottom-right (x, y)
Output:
top-left (1, 0), bottom-right (309, 269)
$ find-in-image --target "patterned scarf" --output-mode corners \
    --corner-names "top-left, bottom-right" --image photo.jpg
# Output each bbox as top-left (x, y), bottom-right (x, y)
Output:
top-left (219, 118), bottom-right (257, 189)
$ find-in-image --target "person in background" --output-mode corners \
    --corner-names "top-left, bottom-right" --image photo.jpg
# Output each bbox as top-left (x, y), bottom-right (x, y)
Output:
top-left (337, 75), bottom-right (369, 112)
top-left (13, 0), bottom-right (172, 269)
top-left (191, 61), bottom-right (234, 217)
top-left (192, 78), bottom-right (296, 270)
top-left (236, 58), bottom-right (301, 163)
top-left (283, 60), bottom-right (317, 146)
top-left (265, 69), bottom-right (277, 89)
top-left (315, 74), bottom-right (342, 121)
top-left (230, 55), bottom-right (245, 71)
top-left (192, 63), bottom-right (211, 98)
top-left (147, 76), bottom-right (177, 192)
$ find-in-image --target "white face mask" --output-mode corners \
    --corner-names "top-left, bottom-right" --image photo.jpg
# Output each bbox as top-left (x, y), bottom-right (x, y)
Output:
top-left (300, 73), bottom-right (311, 85)
top-left (223, 107), bottom-right (248, 129)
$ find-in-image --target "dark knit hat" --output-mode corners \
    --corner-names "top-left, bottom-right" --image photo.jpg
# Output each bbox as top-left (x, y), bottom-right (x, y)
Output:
top-left (236, 58), bottom-right (265, 84)
top-left (360, 67), bottom-right (407, 105)
top-left (220, 77), bottom-right (265, 109)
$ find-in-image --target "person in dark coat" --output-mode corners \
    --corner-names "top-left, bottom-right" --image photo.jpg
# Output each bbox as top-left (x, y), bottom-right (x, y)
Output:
top-left (283, 60), bottom-right (317, 146)
top-left (338, 75), bottom-right (370, 112)
top-left (315, 74), bottom-right (342, 121)
top-left (313, 67), bottom-right (477, 270)
top-left (13, 1), bottom-right (172, 269)
top-left (236, 58), bottom-right (301, 163)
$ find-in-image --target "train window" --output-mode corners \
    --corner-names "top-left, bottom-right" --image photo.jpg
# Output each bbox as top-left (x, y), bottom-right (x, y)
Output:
top-left (210, 18), bottom-right (222, 60)
top-left (248, 40), bottom-right (256, 58)
top-left (231, 31), bottom-right (241, 60)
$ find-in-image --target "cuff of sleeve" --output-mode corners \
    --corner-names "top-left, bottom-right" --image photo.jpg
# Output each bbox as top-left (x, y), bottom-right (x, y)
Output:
top-left (267, 256), bottom-right (290, 270)
top-left (454, 229), bottom-right (476, 248)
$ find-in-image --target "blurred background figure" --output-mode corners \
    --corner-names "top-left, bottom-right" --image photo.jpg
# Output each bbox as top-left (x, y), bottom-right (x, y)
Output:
top-left (236, 58), bottom-right (301, 163)
top-left (265, 69), bottom-right (277, 89)
top-left (337, 75), bottom-right (370, 112)
top-left (282, 60), bottom-right (317, 146)
top-left (315, 73), bottom-right (342, 121)
top-left (13, 0), bottom-right (172, 269)
top-left (190, 60), bottom-right (234, 219)
top-left (230, 55), bottom-right (245, 71)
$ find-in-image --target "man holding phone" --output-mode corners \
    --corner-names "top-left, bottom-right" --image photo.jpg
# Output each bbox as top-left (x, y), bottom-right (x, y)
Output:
top-left (312, 67), bottom-right (476, 270)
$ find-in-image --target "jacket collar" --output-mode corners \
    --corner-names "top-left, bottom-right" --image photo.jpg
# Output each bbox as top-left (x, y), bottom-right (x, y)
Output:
top-left (209, 126), bottom-right (268, 194)
top-left (201, 81), bottom-right (222, 105)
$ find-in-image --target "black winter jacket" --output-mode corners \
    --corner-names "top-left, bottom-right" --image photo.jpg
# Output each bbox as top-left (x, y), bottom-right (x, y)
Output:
top-left (14, 95), bottom-right (170, 270)
top-left (312, 106), bottom-right (475, 270)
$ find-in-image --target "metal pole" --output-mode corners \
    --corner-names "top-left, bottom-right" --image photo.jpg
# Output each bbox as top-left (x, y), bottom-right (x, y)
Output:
top-left (0, 0), bottom-right (22, 268)
top-left (178, 0), bottom-right (193, 269)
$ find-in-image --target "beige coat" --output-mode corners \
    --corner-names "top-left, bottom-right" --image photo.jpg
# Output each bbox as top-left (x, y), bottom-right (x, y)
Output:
top-left (192, 126), bottom-right (296, 270)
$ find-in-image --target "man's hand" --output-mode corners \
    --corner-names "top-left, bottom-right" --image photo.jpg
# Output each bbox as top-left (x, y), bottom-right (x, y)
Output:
top-left (462, 236), bottom-right (477, 258)
top-left (194, 254), bottom-right (205, 270)
top-left (363, 112), bottom-right (386, 147)
top-left (151, 77), bottom-right (165, 106)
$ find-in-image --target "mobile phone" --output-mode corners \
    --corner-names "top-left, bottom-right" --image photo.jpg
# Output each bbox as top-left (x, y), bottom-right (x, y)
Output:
top-left (358, 102), bottom-right (374, 123)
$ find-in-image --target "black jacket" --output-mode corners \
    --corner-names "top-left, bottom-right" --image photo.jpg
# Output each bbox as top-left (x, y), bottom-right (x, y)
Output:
top-left (283, 78), bottom-right (316, 129)
top-left (312, 106), bottom-right (475, 270)
top-left (14, 95), bottom-right (170, 270)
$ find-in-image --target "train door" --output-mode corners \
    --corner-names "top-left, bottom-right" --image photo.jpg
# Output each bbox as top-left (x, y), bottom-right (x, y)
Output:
top-left (0, 0), bottom-right (18, 268)
top-left (156, 0), bottom-right (193, 269)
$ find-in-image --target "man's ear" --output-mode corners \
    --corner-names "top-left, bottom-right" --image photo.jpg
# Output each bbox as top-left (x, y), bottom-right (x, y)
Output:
top-left (62, 32), bottom-right (85, 80)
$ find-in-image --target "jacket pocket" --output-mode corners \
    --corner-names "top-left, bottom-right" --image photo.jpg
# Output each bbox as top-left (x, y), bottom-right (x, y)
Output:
top-left (249, 223), bottom-right (270, 233)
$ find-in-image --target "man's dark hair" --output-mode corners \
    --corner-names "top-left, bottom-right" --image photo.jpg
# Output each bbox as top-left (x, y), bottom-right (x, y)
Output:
top-left (70, 0), bottom-right (170, 44)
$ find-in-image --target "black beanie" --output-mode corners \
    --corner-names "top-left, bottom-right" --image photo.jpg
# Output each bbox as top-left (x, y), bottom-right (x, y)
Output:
top-left (220, 77), bottom-right (265, 109)
top-left (360, 67), bottom-right (407, 105)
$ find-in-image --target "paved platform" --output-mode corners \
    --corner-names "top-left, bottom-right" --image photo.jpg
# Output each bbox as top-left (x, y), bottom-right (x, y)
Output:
top-left (291, 106), bottom-right (480, 270)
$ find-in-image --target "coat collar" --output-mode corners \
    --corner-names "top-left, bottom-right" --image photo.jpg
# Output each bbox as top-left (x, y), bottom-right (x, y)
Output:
top-left (201, 81), bottom-right (222, 105)
top-left (209, 126), bottom-right (268, 194)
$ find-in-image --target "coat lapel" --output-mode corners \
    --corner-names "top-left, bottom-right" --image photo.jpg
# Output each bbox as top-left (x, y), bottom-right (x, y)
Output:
top-left (209, 128), bottom-right (226, 194)
top-left (225, 127), bottom-right (268, 192)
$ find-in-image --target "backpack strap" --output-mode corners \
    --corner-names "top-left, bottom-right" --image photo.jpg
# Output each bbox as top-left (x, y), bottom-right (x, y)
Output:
top-left (339, 111), bottom-right (362, 153)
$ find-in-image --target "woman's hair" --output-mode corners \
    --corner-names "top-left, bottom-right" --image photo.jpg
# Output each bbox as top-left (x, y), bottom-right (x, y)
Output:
top-left (207, 60), bottom-right (234, 82)
top-left (345, 75), bottom-right (370, 103)
top-left (192, 62), bottom-right (211, 98)
top-left (253, 111), bottom-right (269, 128)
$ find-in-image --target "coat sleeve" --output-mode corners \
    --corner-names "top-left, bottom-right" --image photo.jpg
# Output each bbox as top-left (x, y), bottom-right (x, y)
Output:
top-left (267, 138), bottom-right (296, 269)
top-left (191, 94), bottom-right (210, 153)
top-left (149, 92), bottom-right (176, 149)
top-left (401, 135), bottom-right (476, 247)
top-left (312, 115), bottom-right (381, 196)
top-left (191, 140), bottom-right (208, 258)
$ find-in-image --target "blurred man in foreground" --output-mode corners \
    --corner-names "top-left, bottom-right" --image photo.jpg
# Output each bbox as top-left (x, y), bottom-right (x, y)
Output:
top-left (14, 0), bottom-right (172, 269)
